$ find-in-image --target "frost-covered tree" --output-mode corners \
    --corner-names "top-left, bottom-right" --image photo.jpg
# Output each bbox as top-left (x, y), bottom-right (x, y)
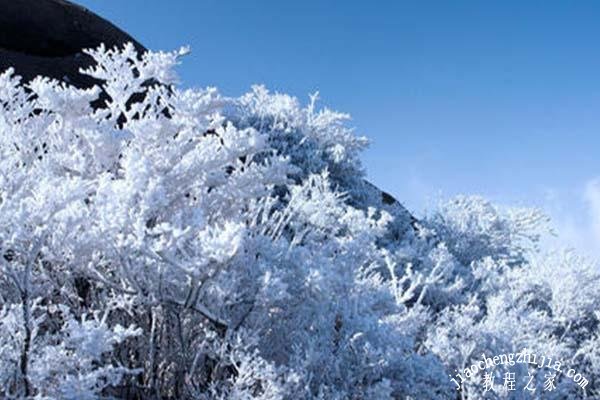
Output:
top-left (0, 44), bottom-right (444, 399)
top-left (0, 43), bottom-right (598, 400)
top-left (421, 200), bottom-right (600, 399)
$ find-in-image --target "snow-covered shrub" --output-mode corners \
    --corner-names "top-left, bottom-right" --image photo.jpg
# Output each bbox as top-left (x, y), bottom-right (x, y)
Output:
top-left (422, 204), bottom-right (600, 399)
top-left (426, 196), bottom-right (548, 265)
top-left (0, 43), bottom-right (597, 399)
top-left (0, 44), bottom-right (443, 399)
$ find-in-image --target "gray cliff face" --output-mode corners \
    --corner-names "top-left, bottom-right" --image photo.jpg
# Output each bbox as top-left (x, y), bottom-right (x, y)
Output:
top-left (0, 0), bottom-right (146, 88)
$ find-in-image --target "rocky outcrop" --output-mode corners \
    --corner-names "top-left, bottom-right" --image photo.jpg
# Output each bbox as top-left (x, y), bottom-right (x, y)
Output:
top-left (0, 0), bottom-right (145, 88)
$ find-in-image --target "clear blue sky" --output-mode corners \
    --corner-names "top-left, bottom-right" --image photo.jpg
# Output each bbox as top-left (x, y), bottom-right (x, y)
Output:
top-left (78, 0), bottom-right (600, 255)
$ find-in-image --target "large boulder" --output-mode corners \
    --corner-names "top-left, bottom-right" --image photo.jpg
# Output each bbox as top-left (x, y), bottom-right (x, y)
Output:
top-left (0, 0), bottom-right (146, 88)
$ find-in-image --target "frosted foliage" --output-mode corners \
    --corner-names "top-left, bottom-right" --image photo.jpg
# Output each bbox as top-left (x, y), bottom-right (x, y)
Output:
top-left (0, 44), bottom-right (597, 399)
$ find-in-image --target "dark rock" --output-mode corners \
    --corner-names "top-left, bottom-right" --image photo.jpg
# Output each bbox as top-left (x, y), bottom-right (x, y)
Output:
top-left (0, 0), bottom-right (146, 88)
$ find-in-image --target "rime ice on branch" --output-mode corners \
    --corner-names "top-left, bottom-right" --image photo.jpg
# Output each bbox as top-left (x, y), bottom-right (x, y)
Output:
top-left (0, 40), bottom-right (598, 400)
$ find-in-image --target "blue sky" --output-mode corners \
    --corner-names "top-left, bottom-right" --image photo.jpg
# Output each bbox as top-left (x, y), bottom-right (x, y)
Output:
top-left (78, 0), bottom-right (600, 256)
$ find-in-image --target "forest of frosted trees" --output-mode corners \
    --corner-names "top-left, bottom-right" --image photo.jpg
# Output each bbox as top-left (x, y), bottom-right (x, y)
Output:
top-left (0, 44), bottom-right (598, 399)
